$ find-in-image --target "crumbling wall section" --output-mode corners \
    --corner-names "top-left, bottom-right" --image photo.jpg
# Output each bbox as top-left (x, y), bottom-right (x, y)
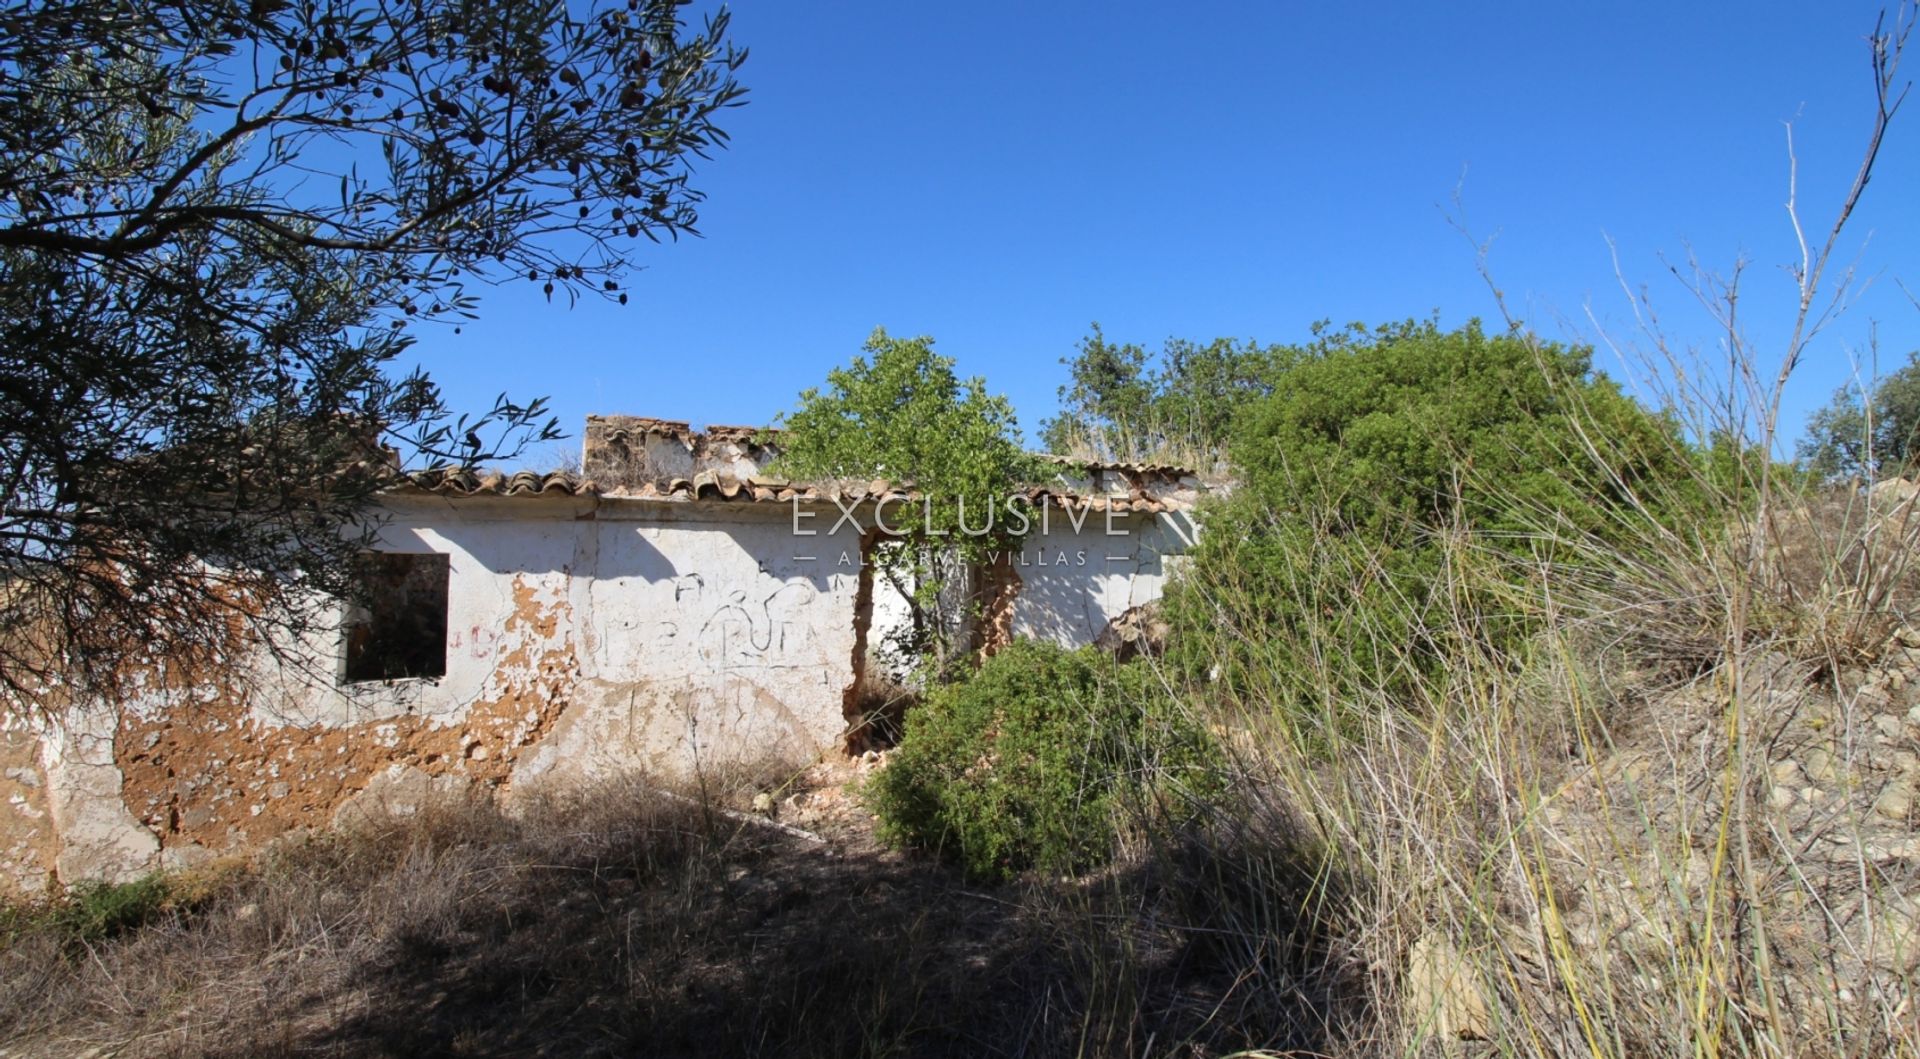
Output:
top-left (0, 726), bottom-right (57, 892)
top-left (1, 482), bottom-right (1196, 892)
top-left (975, 548), bottom-right (1023, 660)
top-left (1004, 509), bottom-right (1185, 648)
top-left (44, 707), bottom-right (161, 884)
top-left (841, 530), bottom-right (881, 753)
top-left (581, 416), bottom-right (782, 490)
top-left (113, 573), bottom-right (579, 866)
top-left (583, 415), bottom-right (698, 485)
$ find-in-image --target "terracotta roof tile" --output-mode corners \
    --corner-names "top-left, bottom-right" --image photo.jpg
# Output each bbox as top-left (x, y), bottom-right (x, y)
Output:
top-left (401, 470), bottom-right (1182, 510)
top-left (1036, 453), bottom-right (1199, 478)
top-left (402, 468), bottom-right (593, 497)
top-left (394, 469), bottom-right (1188, 512)
top-left (584, 415), bottom-right (693, 442)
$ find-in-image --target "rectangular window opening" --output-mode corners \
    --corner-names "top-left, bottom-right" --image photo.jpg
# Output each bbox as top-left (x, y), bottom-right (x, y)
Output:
top-left (344, 552), bottom-right (449, 683)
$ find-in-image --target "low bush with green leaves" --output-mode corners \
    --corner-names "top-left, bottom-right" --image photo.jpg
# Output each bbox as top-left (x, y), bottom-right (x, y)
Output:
top-left (864, 640), bottom-right (1220, 882)
top-left (1163, 319), bottom-right (1713, 719)
top-left (56, 875), bottom-right (173, 943)
top-left (0, 873), bottom-right (178, 951)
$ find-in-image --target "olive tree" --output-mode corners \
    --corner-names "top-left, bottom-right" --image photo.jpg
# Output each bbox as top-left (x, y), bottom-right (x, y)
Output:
top-left (0, 0), bottom-right (744, 707)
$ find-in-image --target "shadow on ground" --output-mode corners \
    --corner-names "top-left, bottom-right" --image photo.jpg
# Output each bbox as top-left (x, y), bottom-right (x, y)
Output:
top-left (3, 776), bottom-right (1362, 1059)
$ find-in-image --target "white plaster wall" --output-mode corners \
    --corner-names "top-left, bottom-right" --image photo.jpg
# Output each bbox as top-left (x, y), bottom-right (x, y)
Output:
top-left (517, 503), bottom-right (866, 786)
top-left (866, 563), bottom-right (918, 679)
top-left (240, 495), bottom-right (871, 788)
top-left (856, 506), bottom-right (1194, 658)
top-left (41, 709), bottom-right (160, 884)
top-left (1012, 509), bottom-right (1190, 646)
top-left (241, 498), bottom-right (584, 730)
top-left (8, 490), bottom-right (1200, 890)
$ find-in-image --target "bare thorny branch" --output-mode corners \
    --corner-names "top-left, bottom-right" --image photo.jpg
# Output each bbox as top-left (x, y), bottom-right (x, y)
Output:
top-left (1775, 5), bottom-right (1914, 426)
top-left (1446, 6), bottom-right (1915, 1050)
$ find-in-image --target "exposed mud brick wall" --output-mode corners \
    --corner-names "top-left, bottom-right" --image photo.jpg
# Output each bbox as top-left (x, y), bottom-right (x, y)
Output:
top-left (841, 531), bottom-right (880, 753)
top-left (0, 727), bottom-right (56, 893)
top-left (975, 549), bottom-right (1023, 661)
top-left (114, 576), bottom-right (578, 862)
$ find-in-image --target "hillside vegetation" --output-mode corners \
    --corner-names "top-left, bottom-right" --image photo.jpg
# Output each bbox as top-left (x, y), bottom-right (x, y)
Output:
top-left (875, 318), bottom-right (1920, 1056)
top-left (9, 316), bottom-right (1920, 1057)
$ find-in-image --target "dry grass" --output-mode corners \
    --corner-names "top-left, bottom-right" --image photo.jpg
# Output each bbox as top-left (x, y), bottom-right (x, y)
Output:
top-left (1146, 448), bottom-right (1920, 1057)
top-left (8, 491), bottom-right (1920, 1059)
top-left (1041, 419), bottom-right (1232, 482)
top-left (1758, 479), bottom-right (1920, 667)
top-left (0, 763), bottom-right (1365, 1058)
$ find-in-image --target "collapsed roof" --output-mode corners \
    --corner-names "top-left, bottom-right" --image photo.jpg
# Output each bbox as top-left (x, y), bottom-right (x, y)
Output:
top-left (396, 414), bottom-right (1204, 513)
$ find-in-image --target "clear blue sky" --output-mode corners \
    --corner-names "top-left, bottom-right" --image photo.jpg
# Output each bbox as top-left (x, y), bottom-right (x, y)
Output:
top-left (406, 1), bottom-right (1920, 466)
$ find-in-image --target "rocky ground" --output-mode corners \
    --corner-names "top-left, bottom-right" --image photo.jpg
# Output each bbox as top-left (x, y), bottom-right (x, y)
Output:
top-left (1397, 636), bottom-right (1920, 1052)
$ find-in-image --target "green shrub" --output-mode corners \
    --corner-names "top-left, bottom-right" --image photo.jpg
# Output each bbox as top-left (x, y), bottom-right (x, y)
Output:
top-left (55, 874), bottom-right (173, 943)
top-left (1230, 319), bottom-right (1699, 547)
top-left (864, 640), bottom-right (1219, 882)
top-left (1164, 319), bottom-right (1710, 718)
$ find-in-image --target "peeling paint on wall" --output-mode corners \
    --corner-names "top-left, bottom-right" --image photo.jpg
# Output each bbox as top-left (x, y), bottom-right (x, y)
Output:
top-left (111, 574), bottom-right (579, 867)
top-left (2, 425), bottom-right (1203, 892)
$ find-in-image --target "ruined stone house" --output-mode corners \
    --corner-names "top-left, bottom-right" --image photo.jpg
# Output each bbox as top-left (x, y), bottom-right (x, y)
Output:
top-left (0, 416), bottom-right (1202, 891)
